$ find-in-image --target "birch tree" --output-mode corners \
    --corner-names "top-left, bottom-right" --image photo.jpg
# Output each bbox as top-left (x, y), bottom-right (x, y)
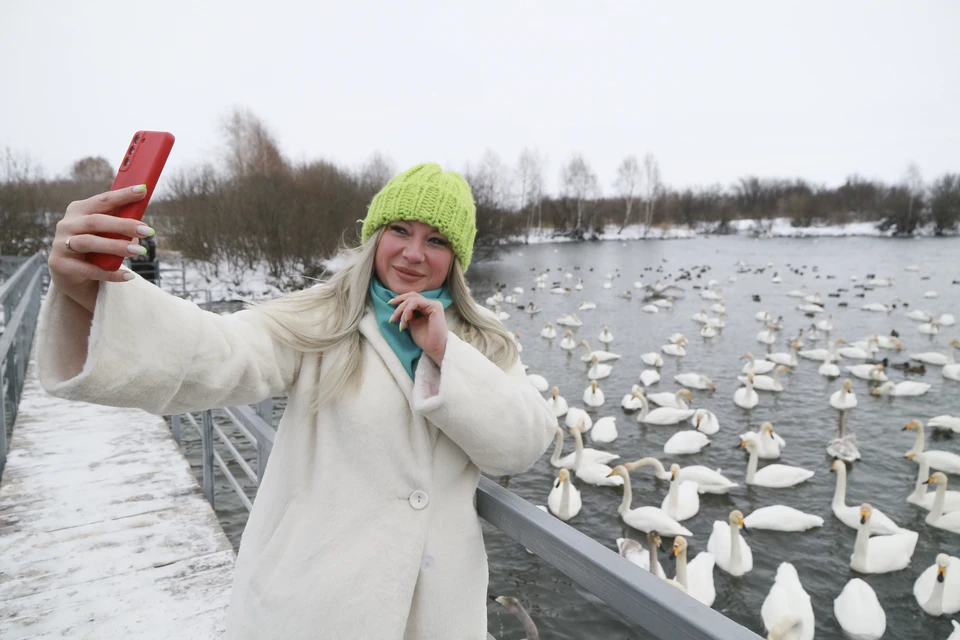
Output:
top-left (560, 153), bottom-right (598, 233)
top-left (516, 148), bottom-right (545, 234)
top-left (614, 154), bottom-right (642, 233)
top-left (642, 153), bottom-right (661, 234)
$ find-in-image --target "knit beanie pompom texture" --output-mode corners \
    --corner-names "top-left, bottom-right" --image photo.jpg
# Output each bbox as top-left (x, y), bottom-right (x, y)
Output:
top-left (361, 163), bottom-right (477, 271)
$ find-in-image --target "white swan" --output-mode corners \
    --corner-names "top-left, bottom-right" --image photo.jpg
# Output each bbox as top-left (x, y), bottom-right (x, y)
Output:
top-left (924, 473), bottom-right (960, 533)
top-left (559, 331), bottom-right (577, 350)
top-left (904, 420), bottom-right (960, 474)
top-left (598, 327), bottom-right (614, 344)
top-left (818, 351), bottom-right (841, 378)
top-left (871, 380), bottom-right (932, 397)
top-left (547, 386), bottom-right (568, 417)
top-left (850, 504), bottom-right (919, 574)
top-left (570, 425), bottom-right (623, 487)
top-left (641, 304), bottom-right (659, 314)
top-left (906, 452), bottom-right (960, 512)
top-left (641, 352), bottom-right (664, 367)
top-left (578, 301), bottom-right (596, 310)
top-left (816, 315), bottom-right (834, 332)
top-left (670, 536), bottom-right (716, 607)
top-left (539, 323), bottom-right (557, 339)
top-left (673, 373), bottom-right (715, 390)
top-left (587, 355), bottom-right (613, 380)
top-left (660, 464), bottom-right (700, 521)
top-left (741, 351), bottom-right (777, 375)
top-left (639, 369), bottom-right (660, 386)
top-left (700, 325), bottom-right (717, 339)
top-left (845, 363), bottom-right (888, 382)
top-left (950, 620), bottom-right (960, 640)
top-left (738, 422), bottom-right (784, 459)
top-left (734, 374), bottom-right (760, 409)
top-left (692, 308), bottom-right (709, 323)
top-left (578, 340), bottom-right (621, 362)
top-left (590, 416), bottom-right (618, 444)
top-left (834, 578), bottom-right (885, 640)
top-left (564, 408), bottom-right (592, 432)
top-left (761, 563), bottom-right (815, 640)
top-left (627, 458), bottom-right (737, 495)
top-left (582, 380), bottom-right (605, 407)
top-left (547, 468), bottom-right (582, 521)
top-left (757, 324), bottom-right (778, 345)
top-left (826, 417), bottom-right (860, 462)
top-left (607, 465), bottom-right (692, 536)
top-left (617, 536), bottom-right (665, 578)
top-left (661, 337), bottom-right (688, 357)
top-left (737, 364), bottom-right (789, 392)
top-left (929, 415), bottom-right (960, 434)
top-left (913, 553), bottom-right (960, 616)
top-left (839, 336), bottom-right (879, 360)
top-left (830, 460), bottom-right (906, 534)
top-left (691, 409), bottom-right (720, 435)
top-left (647, 388), bottom-right (692, 409)
top-left (635, 392), bottom-right (696, 426)
top-left (919, 321), bottom-right (941, 336)
top-left (556, 313), bottom-right (582, 327)
top-left (743, 505), bottom-right (824, 532)
top-left (799, 338), bottom-right (842, 362)
top-left (944, 342), bottom-right (960, 380)
top-left (707, 509), bottom-right (752, 576)
top-left (663, 431), bottom-right (710, 455)
top-left (741, 438), bottom-right (814, 488)
top-left (548, 426), bottom-right (617, 469)
top-left (621, 386), bottom-right (645, 410)
top-left (767, 343), bottom-right (799, 367)
top-left (830, 379), bottom-right (858, 410)
top-left (527, 374), bottom-right (549, 393)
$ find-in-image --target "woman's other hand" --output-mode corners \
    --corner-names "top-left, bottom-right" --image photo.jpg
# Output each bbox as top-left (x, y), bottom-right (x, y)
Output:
top-left (388, 292), bottom-right (449, 365)
top-left (49, 185), bottom-right (155, 313)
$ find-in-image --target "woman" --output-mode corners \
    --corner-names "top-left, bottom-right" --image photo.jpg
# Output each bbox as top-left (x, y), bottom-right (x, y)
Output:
top-left (38, 163), bottom-right (557, 639)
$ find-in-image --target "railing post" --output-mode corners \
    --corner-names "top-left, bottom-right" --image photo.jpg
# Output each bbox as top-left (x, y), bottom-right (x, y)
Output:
top-left (0, 364), bottom-right (7, 477)
top-left (171, 414), bottom-right (181, 445)
top-left (201, 409), bottom-right (215, 508)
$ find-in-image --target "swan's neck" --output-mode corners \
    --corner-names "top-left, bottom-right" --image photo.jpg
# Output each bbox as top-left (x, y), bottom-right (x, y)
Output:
top-left (931, 482), bottom-right (947, 519)
top-left (832, 466), bottom-right (847, 508)
top-left (509, 605), bottom-right (539, 640)
top-left (618, 473), bottom-right (633, 515)
top-left (911, 460), bottom-right (930, 500)
top-left (676, 395), bottom-right (689, 410)
top-left (632, 457), bottom-right (668, 480)
top-left (549, 429), bottom-right (563, 466)
top-left (789, 351), bottom-right (797, 367)
top-left (852, 518), bottom-right (871, 567)
top-left (647, 541), bottom-right (659, 574)
top-left (730, 525), bottom-right (742, 574)
top-left (912, 426), bottom-right (925, 454)
top-left (572, 428), bottom-right (585, 469)
top-left (675, 551), bottom-right (688, 588)
top-left (926, 576), bottom-right (945, 614)
top-left (639, 394), bottom-right (649, 421)
top-left (948, 345), bottom-right (957, 365)
top-left (773, 368), bottom-right (783, 382)
top-left (560, 477), bottom-right (571, 516)
top-left (667, 478), bottom-right (679, 513)
top-left (581, 343), bottom-right (591, 356)
top-left (746, 448), bottom-right (759, 484)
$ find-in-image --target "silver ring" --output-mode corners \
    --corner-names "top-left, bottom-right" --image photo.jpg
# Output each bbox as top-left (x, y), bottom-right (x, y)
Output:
top-left (65, 236), bottom-right (77, 253)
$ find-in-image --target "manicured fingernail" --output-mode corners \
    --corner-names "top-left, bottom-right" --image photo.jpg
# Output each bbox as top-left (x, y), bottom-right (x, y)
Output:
top-left (132, 184), bottom-right (147, 194)
top-left (122, 272), bottom-right (135, 281)
top-left (136, 225), bottom-right (155, 237)
top-left (128, 243), bottom-right (147, 255)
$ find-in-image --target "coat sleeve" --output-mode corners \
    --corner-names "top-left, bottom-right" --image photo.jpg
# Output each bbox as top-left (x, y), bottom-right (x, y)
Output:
top-left (412, 331), bottom-right (557, 476)
top-left (37, 272), bottom-right (302, 416)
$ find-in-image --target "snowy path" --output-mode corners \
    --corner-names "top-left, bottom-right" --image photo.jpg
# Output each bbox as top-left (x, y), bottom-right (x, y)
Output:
top-left (0, 353), bottom-right (234, 638)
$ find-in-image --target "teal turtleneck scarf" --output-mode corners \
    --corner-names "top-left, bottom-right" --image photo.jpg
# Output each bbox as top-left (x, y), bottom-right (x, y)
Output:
top-left (369, 276), bottom-right (453, 379)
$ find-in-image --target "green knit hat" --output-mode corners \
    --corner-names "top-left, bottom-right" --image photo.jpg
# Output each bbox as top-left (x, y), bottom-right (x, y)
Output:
top-left (361, 163), bottom-right (477, 271)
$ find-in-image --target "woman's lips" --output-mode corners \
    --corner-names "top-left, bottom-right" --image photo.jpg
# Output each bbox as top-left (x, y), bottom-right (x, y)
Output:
top-left (394, 266), bottom-right (424, 281)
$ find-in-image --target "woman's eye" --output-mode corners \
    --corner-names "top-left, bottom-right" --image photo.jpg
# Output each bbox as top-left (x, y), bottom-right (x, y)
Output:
top-left (391, 225), bottom-right (408, 235)
top-left (429, 237), bottom-right (448, 246)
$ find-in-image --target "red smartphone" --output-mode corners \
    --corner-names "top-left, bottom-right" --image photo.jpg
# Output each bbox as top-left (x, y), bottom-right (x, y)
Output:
top-left (88, 130), bottom-right (175, 271)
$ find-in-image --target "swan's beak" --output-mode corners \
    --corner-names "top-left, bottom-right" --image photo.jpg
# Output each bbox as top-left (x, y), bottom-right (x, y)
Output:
top-left (670, 546), bottom-right (678, 558)
top-left (739, 354), bottom-right (749, 360)
top-left (738, 518), bottom-right (747, 530)
top-left (606, 470), bottom-right (616, 478)
top-left (923, 476), bottom-right (935, 485)
top-left (938, 566), bottom-right (946, 582)
top-left (871, 389), bottom-right (879, 396)
top-left (488, 594), bottom-right (498, 603)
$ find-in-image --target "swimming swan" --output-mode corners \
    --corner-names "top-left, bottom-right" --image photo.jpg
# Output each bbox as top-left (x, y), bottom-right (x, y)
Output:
top-left (834, 578), bottom-right (885, 639)
top-left (548, 426), bottom-right (617, 469)
top-left (734, 374), bottom-right (760, 409)
top-left (606, 465), bottom-right (692, 536)
top-left (707, 509), bottom-right (752, 576)
top-left (906, 453), bottom-right (960, 511)
top-left (830, 379), bottom-right (858, 410)
top-left (913, 553), bottom-right (960, 616)
top-left (660, 463), bottom-right (700, 521)
top-left (743, 505), bottom-right (823, 532)
top-left (547, 468), bottom-right (581, 521)
top-left (830, 460), bottom-right (906, 534)
top-left (761, 563), bottom-right (815, 640)
top-left (849, 504), bottom-right (918, 574)
top-left (923, 473), bottom-right (960, 533)
top-left (670, 536), bottom-right (716, 607)
top-left (740, 438), bottom-right (814, 488)
top-left (570, 425), bottom-right (623, 487)
top-left (904, 420), bottom-right (960, 474)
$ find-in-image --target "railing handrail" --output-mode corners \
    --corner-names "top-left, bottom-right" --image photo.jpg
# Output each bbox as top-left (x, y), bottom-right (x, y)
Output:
top-left (168, 404), bottom-right (760, 639)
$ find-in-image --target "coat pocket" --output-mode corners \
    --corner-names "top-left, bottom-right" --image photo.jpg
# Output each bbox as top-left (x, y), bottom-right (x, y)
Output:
top-left (248, 493), bottom-right (303, 600)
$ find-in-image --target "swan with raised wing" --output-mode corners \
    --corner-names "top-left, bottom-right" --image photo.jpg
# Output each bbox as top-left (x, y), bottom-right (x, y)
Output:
top-left (850, 504), bottom-right (919, 574)
top-left (607, 466), bottom-right (692, 536)
top-left (707, 509), bottom-right (752, 576)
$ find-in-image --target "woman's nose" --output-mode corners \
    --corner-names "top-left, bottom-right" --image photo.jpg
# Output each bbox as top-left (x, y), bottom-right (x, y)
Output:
top-left (402, 241), bottom-right (425, 262)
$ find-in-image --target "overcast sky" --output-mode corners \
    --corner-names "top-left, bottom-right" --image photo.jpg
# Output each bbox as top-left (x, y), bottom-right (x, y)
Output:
top-left (2, 0), bottom-right (958, 195)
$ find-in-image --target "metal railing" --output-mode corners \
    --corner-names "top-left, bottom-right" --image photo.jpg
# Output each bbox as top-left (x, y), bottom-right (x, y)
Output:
top-left (0, 253), bottom-right (47, 477)
top-left (168, 403), bottom-right (760, 640)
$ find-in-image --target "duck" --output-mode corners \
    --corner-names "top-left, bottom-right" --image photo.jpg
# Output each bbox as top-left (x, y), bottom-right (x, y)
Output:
top-left (661, 337), bottom-right (688, 357)
top-left (829, 460), bottom-right (906, 534)
top-left (903, 420), bottom-right (960, 474)
top-left (569, 424), bottom-right (623, 487)
top-left (707, 509), bottom-right (752, 576)
top-left (547, 468), bottom-right (582, 521)
top-left (741, 437), bottom-right (813, 488)
top-left (673, 373), bottom-right (715, 390)
top-left (660, 464), bottom-right (700, 521)
top-left (582, 380), bottom-right (604, 407)
top-left (850, 504), bottom-right (919, 573)
top-left (871, 380), bottom-right (932, 397)
top-left (845, 363), bottom-right (889, 382)
top-left (691, 409), bottom-right (720, 435)
top-left (733, 374), bottom-right (760, 409)
top-left (738, 422), bottom-right (784, 459)
top-left (639, 369), bottom-right (661, 387)
top-left (906, 452), bottom-right (960, 512)
top-left (617, 536), bottom-right (666, 578)
top-left (663, 430), bottom-right (710, 456)
top-left (743, 505), bottom-right (824, 532)
top-left (834, 578), bottom-right (886, 640)
top-left (598, 326), bottom-right (614, 344)
top-left (578, 340), bottom-right (622, 362)
top-left (539, 323), bottom-right (557, 339)
top-left (923, 473), bottom-right (960, 533)
top-left (606, 466), bottom-right (692, 536)
top-left (627, 458), bottom-right (737, 495)
top-left (526, 374), bottom-right (549, 393)
top-left (737, 364), bottom-right (790, 392)
top-left (830, 379), bottom-right (858, 410)
top-left (558, 332), bottom-right (577, 350)
top-left (546, 386), bottom-right (568, 417)
top-left (635, 392), bottom-right (696, 426)
top-left (647, 388), bottom-right (692, 409)
top-left (741, 352), bottom-right (777, 375)
top-left (761, 563), bottom-right (815, 640)
top-left (590, 417), bottom-right (618, 444)
top-left (670, 536), bottom-right (716, 607)
top-left (641, 352), bottom-right (664, 367)
top-left (913, 553), bottom-right (960, 616)
top-left (587, 355), bottom-right (613, 380)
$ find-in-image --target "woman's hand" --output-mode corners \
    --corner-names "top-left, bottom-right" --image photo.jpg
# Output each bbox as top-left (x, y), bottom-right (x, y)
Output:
top-left (389, 292), bottom-right (449, 365)
top-left (49, 185), bottom-right (154, 313)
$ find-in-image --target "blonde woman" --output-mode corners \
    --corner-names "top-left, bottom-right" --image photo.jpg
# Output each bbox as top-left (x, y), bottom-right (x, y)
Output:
top-left (38, 163), bottom-right (558, 639)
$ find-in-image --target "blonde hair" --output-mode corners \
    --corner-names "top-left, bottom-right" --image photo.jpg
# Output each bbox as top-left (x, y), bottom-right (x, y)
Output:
top-left (250, 227), bottom-right (518, 413)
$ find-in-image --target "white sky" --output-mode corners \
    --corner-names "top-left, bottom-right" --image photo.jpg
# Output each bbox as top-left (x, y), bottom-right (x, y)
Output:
top-left (2, 0), bottom-right (958, 195)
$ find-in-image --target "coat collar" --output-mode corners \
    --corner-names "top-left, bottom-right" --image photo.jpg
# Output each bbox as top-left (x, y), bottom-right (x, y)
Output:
top-left (358, 308), bottom-right (415, 405)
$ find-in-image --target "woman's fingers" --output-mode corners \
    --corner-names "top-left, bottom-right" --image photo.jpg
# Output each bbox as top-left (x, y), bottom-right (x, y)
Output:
top-left (56, 233), bottom-right (148, 259)
top-left (67, 184), bottom-right (148, 216)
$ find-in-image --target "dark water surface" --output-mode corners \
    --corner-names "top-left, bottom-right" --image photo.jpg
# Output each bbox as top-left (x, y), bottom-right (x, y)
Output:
top-left (173, 236), bottom-right (960, 639)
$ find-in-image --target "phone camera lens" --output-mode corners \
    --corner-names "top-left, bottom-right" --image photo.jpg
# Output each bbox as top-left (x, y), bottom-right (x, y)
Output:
top-left (123, 158), bottom-right (130, 166)
top-left (133, 135), bottom-right (140, 144)
top-left (129, 146), bottom-right (135, 154)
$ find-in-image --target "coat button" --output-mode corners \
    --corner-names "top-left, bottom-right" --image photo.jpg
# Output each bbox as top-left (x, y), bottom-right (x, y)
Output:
top-left (420, 553), bottom-right (435, 572)
top-left (409, 490), bottom-right (429, 510)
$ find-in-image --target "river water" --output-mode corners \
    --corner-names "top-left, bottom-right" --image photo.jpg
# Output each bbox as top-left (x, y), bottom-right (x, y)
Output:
top-left (171, 235), bottom-right (960, 639)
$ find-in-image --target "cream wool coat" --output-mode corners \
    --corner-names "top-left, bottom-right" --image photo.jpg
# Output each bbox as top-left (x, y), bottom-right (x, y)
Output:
top-left (36, 274), bottom-right (558, 639)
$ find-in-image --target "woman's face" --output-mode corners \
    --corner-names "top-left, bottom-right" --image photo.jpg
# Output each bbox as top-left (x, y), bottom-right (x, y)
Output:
top-left (374, 220), bottom-right (454, 293)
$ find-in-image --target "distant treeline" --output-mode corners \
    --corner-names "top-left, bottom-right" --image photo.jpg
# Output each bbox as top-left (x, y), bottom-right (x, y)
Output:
top-left (2, 109), bottom-right (958, 282)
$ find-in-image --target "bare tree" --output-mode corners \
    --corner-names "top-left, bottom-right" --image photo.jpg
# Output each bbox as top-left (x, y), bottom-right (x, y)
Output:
top-left (357, 152), bottom-right (395, 196)
top-left (220, 108), bottom-right (287, 178)
top-left (905, 162), bottom-right (924, 232)
top-left (930, 174), bottom-right (960, 235)
top-left (516, 148), bottom-right (545, 235)
top-left (70, 156), bottom-right (114, 183)
top-left (641, 153), bottom-right (661, 234)
top-left (560, 153), bottom-right (598, 233)
top-left (614, 155), bottom-right (642, 233)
